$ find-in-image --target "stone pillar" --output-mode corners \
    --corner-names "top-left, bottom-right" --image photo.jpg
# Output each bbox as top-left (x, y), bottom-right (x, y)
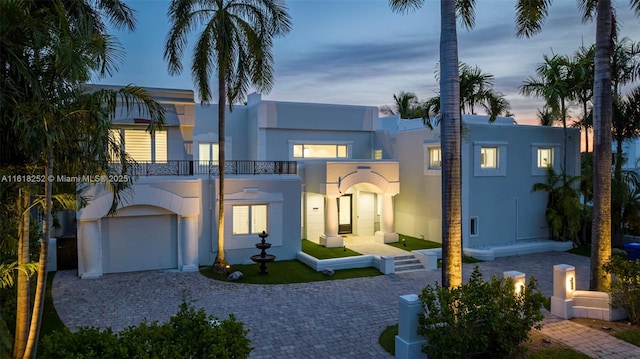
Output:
top-left (320, 195), bottom-right (342, 247)
top-left (503, 270), bottom-right (526, 295)
top-left (550, 264), bottom-right (576, 319)
top-left (78, 219), bottom-right (102, 279)
top-left (375, 194), bottom-right (399, 243)
top-left (181, 215), bottom-right (198, 272)
top-left (395, 294), bottom-right (427, 359)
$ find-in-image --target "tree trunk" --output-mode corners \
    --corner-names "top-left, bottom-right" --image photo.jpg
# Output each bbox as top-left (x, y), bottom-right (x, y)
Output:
top-left (590, 0), bottom-right (613, 292)
top-left (23, 155), bottom-right (53, 359)
top-left (13, 189), bottom-right (30, 359)
top-left (213, 75), bottom-right (229, 273)
top-left (440, 0), bottom-right (462, 289)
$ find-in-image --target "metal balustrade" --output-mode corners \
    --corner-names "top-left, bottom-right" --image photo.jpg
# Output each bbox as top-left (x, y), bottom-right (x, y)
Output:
top-left (110, 160), bottom-right (297, 176)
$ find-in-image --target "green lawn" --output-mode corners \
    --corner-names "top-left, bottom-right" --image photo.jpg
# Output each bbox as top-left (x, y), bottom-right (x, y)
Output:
top-left (301, 239), bottom-right (361, 259)
top-left (387, 234), bottom-right (441, 251)
top-left (200, 259), bottom-right (381, 284)
top-left (613, 328), bottom-right (640, 347)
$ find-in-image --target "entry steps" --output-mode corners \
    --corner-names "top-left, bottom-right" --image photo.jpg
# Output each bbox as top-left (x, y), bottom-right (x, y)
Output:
top-left (394, 254), bottom-right (426, 273)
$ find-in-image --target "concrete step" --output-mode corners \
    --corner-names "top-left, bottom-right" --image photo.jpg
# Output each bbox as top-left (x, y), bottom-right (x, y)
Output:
top-left (393, 254), bottom-right (425, 273)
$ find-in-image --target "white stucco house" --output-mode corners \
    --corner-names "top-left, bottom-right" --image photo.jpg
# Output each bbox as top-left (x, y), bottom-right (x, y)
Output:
top-left (74, 86), bottom-right (579, 278)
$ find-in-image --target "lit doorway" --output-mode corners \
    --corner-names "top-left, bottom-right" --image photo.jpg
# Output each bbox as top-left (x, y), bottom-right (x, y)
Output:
top-left (338, 194), bottom-right (352, 234)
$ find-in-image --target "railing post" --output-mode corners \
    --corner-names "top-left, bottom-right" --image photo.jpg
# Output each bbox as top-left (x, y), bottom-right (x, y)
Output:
top-left (395, 294), bottom-right (427, 359)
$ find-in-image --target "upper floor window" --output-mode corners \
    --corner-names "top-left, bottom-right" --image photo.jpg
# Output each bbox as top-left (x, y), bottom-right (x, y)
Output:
top-left (474, 142), bottom-right (507, 176)
top-left (292, 144), bottom-right (348, 159)
top-left (537, 148), bottom-right (553, 168)
top-left (429, 147), bottom-right (442, 169)
top-left (233, 204), bottom-right (268, 235)
top-left (198, 142), bottom-right (219, 164)
top-left (374, 149), bottom-right (383, 160)
top-left (480, 147), bottom-right (498, 169)
top-left (110, 128), bottom-right (167, 163)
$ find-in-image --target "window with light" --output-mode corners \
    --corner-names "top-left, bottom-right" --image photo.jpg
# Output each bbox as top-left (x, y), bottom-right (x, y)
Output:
top-left (537, 148), bottom-right (553, 168)
top-left (292, 144), bottom-right (348, 159)
top-left (480, 147), bottom-right (498, 169)
top-left (429, 147), bottom-right (442, 169)
top-left (198, 143), bottom-right (219, 164)
top-left (111, 128), bottom-right (167, 163)
top-left (233, 204), bottom-right (268, 235)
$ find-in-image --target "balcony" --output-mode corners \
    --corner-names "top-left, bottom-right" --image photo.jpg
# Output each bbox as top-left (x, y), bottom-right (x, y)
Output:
top-left (111, 160), bottom-right (297, 176)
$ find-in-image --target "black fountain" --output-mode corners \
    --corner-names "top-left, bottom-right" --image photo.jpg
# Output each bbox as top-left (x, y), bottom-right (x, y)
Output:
top-left (250, 231), bottom-right (276, 274)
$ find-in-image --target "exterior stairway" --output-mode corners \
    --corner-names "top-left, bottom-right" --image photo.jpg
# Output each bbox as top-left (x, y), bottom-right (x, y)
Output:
top-left (394, 254), bottom-right (425, 273)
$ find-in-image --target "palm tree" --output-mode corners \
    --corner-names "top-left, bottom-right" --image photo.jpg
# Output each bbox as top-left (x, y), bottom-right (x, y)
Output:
top-left (572, 44), bottom-right (595, 153)
top-left (612, 86), bottom-right (640, 247)
top-left (424, 62), bottom-right (512, 129)
top-left (537, 106), bottom-right (557, 126)
top-left (1, 2), bottom-right (164, 358)
top-left (390, 0), bottom-right (477, 288)
top-left (380, 91), bottom-right (425, 119)
top-left (516, 0), bottom-right (640, 291)
top-left (520, 54), bottom-right (574, 171)
top-left (165, 0), bottom-right (291, 272)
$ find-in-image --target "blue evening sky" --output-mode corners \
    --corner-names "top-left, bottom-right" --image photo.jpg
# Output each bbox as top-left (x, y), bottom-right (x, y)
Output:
top-left (95, 0), bottom-right (640, 124)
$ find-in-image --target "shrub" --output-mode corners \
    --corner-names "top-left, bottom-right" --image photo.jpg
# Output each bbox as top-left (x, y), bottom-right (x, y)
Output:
top-left (39, 302), bottom-right (252, 359)
top-left (417, 267), bottom-right (545, 359)
top-left (603, 256), bottom-right (640, 324)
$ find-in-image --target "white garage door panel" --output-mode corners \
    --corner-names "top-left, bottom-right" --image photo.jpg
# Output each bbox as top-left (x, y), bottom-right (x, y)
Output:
top-left (102, 215), bottom-right (177, 273)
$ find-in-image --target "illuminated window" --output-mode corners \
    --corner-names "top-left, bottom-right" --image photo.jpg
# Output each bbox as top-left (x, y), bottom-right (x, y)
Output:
top-left (198, 143), bottom-right (219, 164)
top-left (429, 147), bottom-right (442, 169)
top-left (374, 149), bottom-right (383, 160)
top-left (292, 144), bottom-right (348, 159)
top-left (480, 147), bottom-right (498, 169)
top-left (537, 148), bottom-right (553, 168)
top-left (112, 129), bottom-right (167, 163)
top-left (233, 204), bottom-right (268, 235)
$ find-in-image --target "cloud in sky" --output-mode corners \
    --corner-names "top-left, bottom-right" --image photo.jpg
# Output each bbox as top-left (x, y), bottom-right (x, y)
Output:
top-left (99, 0), bottom-right (639, 125)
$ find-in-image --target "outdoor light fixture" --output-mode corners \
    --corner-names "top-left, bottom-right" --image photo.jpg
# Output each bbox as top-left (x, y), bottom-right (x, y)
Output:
top-left (567, 276), bottom-right (575, 293)
top-left (402, 238), bottom-right (406, 246)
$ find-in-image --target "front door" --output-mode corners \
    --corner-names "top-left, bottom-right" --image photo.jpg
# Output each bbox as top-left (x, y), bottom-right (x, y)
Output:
top-left (338, 194), bottom-right (352, 234)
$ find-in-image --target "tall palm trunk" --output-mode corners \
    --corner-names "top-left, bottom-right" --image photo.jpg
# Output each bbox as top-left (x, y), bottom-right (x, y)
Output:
top-left (13, 189), bottom-right (30, 359)
top-left (213, 74), bottom-right (229, 272)
top-left (23, 154), bottom-right (53, 359)
top-left (440, 0), bottom-right (462, 288)
top-left (561, 99), bottom-right (568, 172)
top-left (590, 0), bottom-right (613, 292)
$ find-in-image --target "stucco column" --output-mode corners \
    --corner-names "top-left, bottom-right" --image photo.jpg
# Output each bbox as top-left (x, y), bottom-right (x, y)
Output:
top-left (376, 194), bottom-right (399, 243)
top-left (78, 219), bottom-right (102, 279)
top-left (320, 195), bottom-right (343, 247)
top-left (181, 215), bottom-right (198, 272)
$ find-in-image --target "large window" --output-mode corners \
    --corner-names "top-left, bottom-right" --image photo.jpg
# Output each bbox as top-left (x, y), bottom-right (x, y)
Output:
top-left (293, 144), bottom-right (348, 159)
top-left (480, 147), bottom-right (498, 169)
top-left (537, 148), bottom-right (553, 168)
top-left (198, 143), bottom-right (219, 164)
top-left (111, 128), bottom-right (167, 163)
top-left (233, 204), bottom-right (268, 235)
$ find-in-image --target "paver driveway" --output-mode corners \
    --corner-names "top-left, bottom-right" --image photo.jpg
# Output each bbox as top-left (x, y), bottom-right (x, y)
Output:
top-left (53, 251), bottom-right (590, 358)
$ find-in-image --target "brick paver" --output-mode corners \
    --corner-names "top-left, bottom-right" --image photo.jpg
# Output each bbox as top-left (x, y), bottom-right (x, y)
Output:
top-left (52, 251), bottom-right (639, 358)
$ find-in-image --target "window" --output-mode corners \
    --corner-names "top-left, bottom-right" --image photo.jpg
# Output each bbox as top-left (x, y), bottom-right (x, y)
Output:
top-left (233, 204), bottom-right (268, 235)
top-left (537, 148), bottom-right (553, 168)
top-left (470, 217), bottom-right (478, 237)
top-left (198, 143), bottom-right (219, 164)
top-left (374, 149), bottom-right (383, 160)
top-left (480, 147), bottom-right (498, 169)
top-left (474, 142), bottom-right (507, 176)
top-left (292, 144), bottom-right (348, 159)
top-left (429, 147), bottom-right (442, 169)
top-left (111, 129), bottom-right (167, 163)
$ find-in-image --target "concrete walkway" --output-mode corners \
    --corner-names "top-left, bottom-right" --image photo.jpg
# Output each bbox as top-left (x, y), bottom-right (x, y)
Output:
top-left (52, 251), bottom-right (640, 358)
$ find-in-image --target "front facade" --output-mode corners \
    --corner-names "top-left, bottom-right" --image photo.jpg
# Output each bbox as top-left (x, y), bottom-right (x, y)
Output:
top-left (75, 87), bottom-right (579, 278)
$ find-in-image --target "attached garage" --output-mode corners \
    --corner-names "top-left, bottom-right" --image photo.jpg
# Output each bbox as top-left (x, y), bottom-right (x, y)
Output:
top-left (101, 212), bottom-right (178, 274)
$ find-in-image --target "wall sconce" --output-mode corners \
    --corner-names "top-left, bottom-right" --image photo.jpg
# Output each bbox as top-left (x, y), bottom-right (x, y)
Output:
top-left (567, 276), bottom-right (575, 293)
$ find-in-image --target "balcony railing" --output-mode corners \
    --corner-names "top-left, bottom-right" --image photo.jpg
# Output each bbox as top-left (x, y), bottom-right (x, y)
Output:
top-left (111, 160), bottom-right (297, 176)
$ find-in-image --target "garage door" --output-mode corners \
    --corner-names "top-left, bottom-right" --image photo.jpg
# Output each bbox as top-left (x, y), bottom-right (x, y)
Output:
top-left (101, 215), bottom-right (178, 274)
